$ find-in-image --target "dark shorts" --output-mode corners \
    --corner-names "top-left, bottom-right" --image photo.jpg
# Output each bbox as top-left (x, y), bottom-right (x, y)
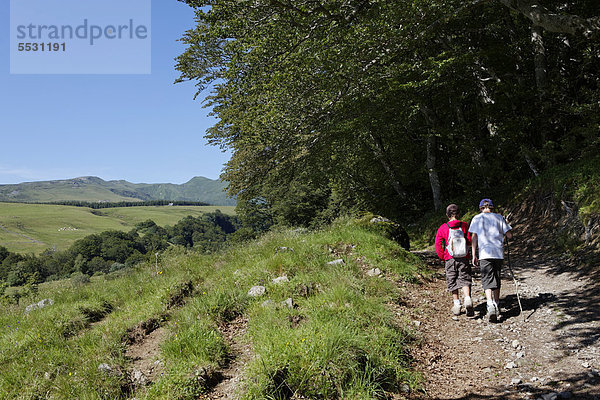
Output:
top-left (444, 258), bottom-right (472, 292)
top-left (480, 259), bottom-right (503, 290)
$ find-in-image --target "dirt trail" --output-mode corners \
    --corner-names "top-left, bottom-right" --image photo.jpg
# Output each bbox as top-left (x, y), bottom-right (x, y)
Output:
top-left (405, 249), bottom-right (600, 400)
top-left (0, 222), bottom-right (45, 245)
top-left (201, 316), bottom-right (253, 400)
top-left (126, 325), bottom-right (167, 387)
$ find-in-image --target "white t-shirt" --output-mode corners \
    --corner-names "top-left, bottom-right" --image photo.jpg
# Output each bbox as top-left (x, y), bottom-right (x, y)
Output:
top-left (468, 212), bottom-right (512, 259)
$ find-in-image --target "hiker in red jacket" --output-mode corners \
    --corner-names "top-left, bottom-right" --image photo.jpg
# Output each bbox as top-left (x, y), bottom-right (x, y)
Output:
top-left (435, 204), bottom-right (474, 317)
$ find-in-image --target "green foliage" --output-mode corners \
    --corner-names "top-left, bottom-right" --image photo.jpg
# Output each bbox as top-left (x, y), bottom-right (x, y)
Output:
top-left (355, 213), bottom-right (410, 250)
top-left (515, 155), bottom-right (600, 216)
top-left (0, 211), bottom-right (241, 287)
top-left (41, 200), bottom-right (210, 209)
top-left (71, 272), bottom-right (91, 287)
top-left (177, 0), bottom-right (600, 225)
top-left (0, 202), bottom-right (235, 255)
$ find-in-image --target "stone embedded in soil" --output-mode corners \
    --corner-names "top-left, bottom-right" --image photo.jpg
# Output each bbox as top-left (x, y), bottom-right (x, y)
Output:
top-left (505, 361), bottom-right (517, 369)
top-left (131, 369), bottom-right (148, 386)
top-left (366, 268), bottom-right (381, 277)
top-left (276, 247), bottom-right (294, 253)
top-left (282, 298), bottom-right (294, 308)
top-left (272, 276), bottom-right (289, 284)
top-left (327, 259), bottom-right (345, 265)
top-left (512, 340), bottom-right (521, 348)
top-left (540, 392), bottom-right (558, 400)
top-left (511, 378), bottom-right (522, 385)
top-left (25, 298), bottom-right (54, 313)
top-left (248, 286), bottom-right (266, 297)
top-left (98, 364), bottom-right (113, 374)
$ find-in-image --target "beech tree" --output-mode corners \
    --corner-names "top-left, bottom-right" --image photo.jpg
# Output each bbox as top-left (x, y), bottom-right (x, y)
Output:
top-left (177, 0), bottom-right (599, 222)
top-left (495, 0), bottom-right (599, 37)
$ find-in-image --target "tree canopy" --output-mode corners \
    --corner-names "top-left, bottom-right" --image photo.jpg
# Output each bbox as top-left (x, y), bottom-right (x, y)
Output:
top-left (177, 0), bottom-right (599, 224)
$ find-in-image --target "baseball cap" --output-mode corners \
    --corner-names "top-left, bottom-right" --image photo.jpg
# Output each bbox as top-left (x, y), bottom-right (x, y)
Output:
top-left (479, 198), bottom-right (494, 208)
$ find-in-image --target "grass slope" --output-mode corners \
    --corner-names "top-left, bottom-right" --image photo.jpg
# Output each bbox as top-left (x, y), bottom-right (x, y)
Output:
top-left (0, 176), bottom-right (235, 206)
top-left (0, 218), bottom-right (426, 399)
top-left (0, 203), bottom-right (235, 254)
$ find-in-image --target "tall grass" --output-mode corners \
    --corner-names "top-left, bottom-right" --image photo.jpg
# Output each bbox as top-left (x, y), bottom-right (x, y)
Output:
top-left (0, 217), bottom-right (426, 399)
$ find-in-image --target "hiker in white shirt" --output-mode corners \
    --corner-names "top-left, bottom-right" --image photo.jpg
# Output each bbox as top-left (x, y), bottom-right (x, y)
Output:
top-left (469, 198), bottom-right (512, 322)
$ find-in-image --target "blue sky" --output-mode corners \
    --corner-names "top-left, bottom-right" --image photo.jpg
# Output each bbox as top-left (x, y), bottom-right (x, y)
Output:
top-left (0, 0), bottom-right (231, 184)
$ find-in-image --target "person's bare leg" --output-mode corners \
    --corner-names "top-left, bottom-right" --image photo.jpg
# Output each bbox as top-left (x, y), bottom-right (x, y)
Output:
top-left (485, 288), bottom-right (493, 302)
top-left (485, 288), bottom-right (500, 321)
top-left (451, 289), bottom-right (461, 315)
top-left (462, 286), bottom-right (471, 298)
top-left (463, 286), bottom-right (474, 316)
top-left (493, 288), bottom-right (500, 303)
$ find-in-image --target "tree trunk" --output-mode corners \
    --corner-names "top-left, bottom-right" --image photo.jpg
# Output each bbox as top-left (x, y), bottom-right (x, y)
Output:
top-left (368, 132), bottom-right (407, 200)
top-left (496, 0), bottom-right (600, 38)
top-left (420, 106), bottom-right (443, 211)
top-left (531, 24), bottom-right (547, 156)
top-left (426, 135), bottom-right (442, 211)
top-left (532, 25), bottom-right (547, 97)
top-left (525, 154), bottom-right (540, 177)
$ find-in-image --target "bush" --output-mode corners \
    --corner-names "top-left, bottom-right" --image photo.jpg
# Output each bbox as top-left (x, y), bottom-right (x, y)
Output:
top-left (70, 272), bottom-right (90, 287)
top-left (109, 262), bottom-right (126, 272)
top-left (356, 213), bottom-right (410, 250)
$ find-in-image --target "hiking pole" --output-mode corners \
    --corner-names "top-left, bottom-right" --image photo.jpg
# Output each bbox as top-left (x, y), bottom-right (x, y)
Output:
top-left (505, 238), bottom-right (525, 321)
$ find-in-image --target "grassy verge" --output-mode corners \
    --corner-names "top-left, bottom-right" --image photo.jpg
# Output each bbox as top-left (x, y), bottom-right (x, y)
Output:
top-left (515, 155), bottom-right (600, 221)
top-left (0, 217), bottom-right (426, 399)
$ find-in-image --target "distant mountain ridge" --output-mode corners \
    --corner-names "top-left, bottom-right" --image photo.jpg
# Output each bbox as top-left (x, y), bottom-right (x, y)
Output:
top-left (0, 176), bottom-right (236, 206)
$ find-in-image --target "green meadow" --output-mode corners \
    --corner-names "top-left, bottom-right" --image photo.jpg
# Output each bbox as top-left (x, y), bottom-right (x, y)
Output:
top-left (0, 217), bottom-right (425, 399)
top-left (0, 203), bottom-right (235, 254)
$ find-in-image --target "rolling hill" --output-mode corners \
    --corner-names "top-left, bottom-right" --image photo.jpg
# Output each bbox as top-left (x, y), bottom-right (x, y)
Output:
top-left (0, 202), bottom-right (236, 254)
top-left (0, 176), bottom-right (236, 206)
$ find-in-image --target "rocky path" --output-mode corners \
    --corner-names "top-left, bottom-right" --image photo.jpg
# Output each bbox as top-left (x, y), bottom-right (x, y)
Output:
top-left (405, 250), bottom-right (600, 400)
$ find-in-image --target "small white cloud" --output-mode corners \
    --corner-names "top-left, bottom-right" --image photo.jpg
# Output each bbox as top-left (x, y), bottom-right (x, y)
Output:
top-left (0, 166), bottom-right (98, 184)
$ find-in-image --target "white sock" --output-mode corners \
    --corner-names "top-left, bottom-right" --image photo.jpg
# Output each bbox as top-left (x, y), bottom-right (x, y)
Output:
top-left (487, 299), bottom-right (494, 307)
top-left (464, 296), bottom-right (472, 303)
top-left (453, 299), bottom-right (461, 306)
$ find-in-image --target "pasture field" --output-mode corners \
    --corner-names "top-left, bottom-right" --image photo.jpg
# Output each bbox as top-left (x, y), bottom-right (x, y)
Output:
top-left (0, 218), bottom-right (423, 399)
top-left (0, 203), bottom-right (235, 254)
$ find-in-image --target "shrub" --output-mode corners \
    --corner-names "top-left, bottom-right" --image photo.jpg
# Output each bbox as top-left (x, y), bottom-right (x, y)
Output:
top-left (70, 272), bottom-right (90, 287)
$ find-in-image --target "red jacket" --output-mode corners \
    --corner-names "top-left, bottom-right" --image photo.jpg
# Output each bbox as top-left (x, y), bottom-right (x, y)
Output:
top-left (435, 220), bottom-right (471, 260)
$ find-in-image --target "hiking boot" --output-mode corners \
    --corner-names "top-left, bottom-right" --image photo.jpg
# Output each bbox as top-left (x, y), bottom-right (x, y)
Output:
top-left (451, 303), bottom-right (461, 316)
top-left (487, 304), bottom-right (499, 322)
top-left (464, 297), bottom-right (474, 318)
